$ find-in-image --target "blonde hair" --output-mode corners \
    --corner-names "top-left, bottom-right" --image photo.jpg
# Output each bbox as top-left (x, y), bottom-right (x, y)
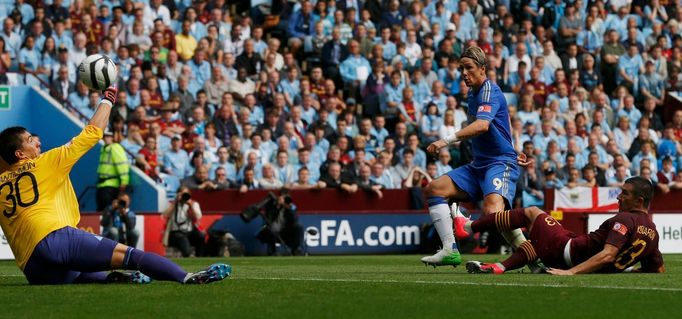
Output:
top-left (461, 46), bottom-right (487, 67)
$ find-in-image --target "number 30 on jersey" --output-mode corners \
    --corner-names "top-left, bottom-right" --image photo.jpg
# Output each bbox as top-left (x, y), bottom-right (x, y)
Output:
top-left (0, 172), bottom-right (40, 218)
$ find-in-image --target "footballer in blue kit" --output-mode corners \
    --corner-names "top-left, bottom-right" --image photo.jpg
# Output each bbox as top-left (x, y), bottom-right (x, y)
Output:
top-left (421, 46), bottom-right (532, 267)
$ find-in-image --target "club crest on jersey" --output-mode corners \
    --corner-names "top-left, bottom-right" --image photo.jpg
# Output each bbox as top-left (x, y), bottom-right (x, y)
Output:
top-left (477, 105), bottom-right (492, 113)
top-left (613, 222), bottom-right (628, 235)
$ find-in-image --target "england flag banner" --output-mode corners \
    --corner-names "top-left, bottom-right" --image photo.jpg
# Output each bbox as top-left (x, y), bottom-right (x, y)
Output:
top-left (553, 187), bottom-right (621, 212)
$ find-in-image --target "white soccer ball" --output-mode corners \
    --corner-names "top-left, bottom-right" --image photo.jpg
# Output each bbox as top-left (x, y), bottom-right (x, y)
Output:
top-left (78, 54), bottom-right (118, 90)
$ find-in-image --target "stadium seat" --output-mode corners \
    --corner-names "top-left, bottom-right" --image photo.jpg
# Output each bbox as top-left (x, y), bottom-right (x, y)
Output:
top-left (161, 174), bottom-right (181, 199)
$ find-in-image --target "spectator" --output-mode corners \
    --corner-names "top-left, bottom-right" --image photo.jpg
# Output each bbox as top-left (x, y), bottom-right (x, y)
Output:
top-left (391, 148), bottom-right (416, 186)
top-left (403, 165), bottom-right (432, 188)
top-left (642, 98), bottom-right (665, 133)
top-left (370, 161), bottom-right (395, 189)
top-left (321, 26), bottom-right (347, 85)
top-left (287, 0), bottom-right (314, 54)
top-left (401, 133), bottom-right (427, 169)
top-left (580, 165), bottom-right (599, 187)
top-left (632, 141), bottom-right (658, 176)
top-left (608, 164), bottom-right (631, 187)
top-left (435, 149), bottom-right (453, 177)
top-left (397, 87), bottom-right (422, 134)
top-left (295, 147), bottom-right (321, 183)
top-left (658, 125), bottom-right (681, 160)
top-left (203, 65), bottom-right (228, 106)
top-left (181, 165), bottom-right (218, 191)
top-left (273, 149), bottom-right (296, 185)
top-left (235, 39), bottom-right (262, 78)
top-left (239, 167), bottom-right (261, 192)
top-left (213, 103), bottom-right (239, 146)
top-left (162, 136), bottom-right (191, 178)
top-left (601, 29), bottom-right (626, 93)
top-left (544, 167), bottom-right (564, 189)
top-left (639, 166), bottom-right (662, 192)
top-left (519, 159), bottom-right (544, 206)
top-left (136, 135), bottom-right (160, 181)
top-left (628, 127), bottom-right (654, 160)
top-left (210, 146), bottom-right (237, 181)
top-left (613, 116), bottom-right (634, 154)
top-left (586, 152), bottom-right (609, 187)
top-left (617, 43), bottom-right (644, 93)
top-left (259, 164), bottom-right (284, 190)
top-left (356, 163), bottom-right (384, 198)
top-left (657, 156), bottom-right (678, 193)
top-left (565, 167), bottom-right (584, 189)
top-left (321, 162), bottom-right (357, 193)
top-left (175, 19), bottom-right (197, 61)
top-left (340, 39), bottom-right (371, 94)
top-left (639, 60), bottom-right (665, 105)
top-left (288, 167), bottom-right (326, 190)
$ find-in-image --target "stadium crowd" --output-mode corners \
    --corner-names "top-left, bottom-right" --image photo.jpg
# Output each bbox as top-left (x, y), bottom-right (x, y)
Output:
top-left (2, 0), bottom-right (682, 207)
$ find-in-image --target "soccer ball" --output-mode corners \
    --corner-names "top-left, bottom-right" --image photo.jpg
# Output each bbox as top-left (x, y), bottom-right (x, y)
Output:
top-left (78, 54), bottom-right (118, 90)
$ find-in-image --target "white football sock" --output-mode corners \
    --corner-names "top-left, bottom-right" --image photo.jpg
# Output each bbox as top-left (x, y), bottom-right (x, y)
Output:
top-left (183, 273), bottom-right (193, 283)
top-left (429, 203), bottom-right (457, 251)
top-left (501, 229), bottom-right (526, 249)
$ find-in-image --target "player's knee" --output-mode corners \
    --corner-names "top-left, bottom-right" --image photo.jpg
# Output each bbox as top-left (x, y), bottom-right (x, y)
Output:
top-left (423, 179), bottom-right (445, 198)
top-left (525, 206), bottom-right (544, 220)
top-left (481, 203), bottom-right (502, 215)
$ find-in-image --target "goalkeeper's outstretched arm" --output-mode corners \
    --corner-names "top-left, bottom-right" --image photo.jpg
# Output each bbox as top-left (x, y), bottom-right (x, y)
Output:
top-left (88, 85), bottom-right (118, 130)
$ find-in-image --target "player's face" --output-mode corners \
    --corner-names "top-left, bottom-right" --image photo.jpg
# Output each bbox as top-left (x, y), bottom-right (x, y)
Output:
top-left (617, 183), bottom-right (639, 212)
top-left (460, 58), bottom-right (486, 89)
top-left (16, 132), bottom-right (42, 161)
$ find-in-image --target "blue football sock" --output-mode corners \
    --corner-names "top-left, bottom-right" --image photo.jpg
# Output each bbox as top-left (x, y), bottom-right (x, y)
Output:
top-left (73, 271), bottom-right (108, 283)
top-left (123, 247), bottom-right (187, 283)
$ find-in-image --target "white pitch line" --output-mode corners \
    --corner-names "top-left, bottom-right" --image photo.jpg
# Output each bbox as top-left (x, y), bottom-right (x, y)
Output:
top-left (238, 277), bottom-right (682, 292)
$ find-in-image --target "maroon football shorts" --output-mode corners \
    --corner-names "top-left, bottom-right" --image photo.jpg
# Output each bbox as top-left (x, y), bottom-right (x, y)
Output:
top-left (529, 213), bottom-right (576, 269)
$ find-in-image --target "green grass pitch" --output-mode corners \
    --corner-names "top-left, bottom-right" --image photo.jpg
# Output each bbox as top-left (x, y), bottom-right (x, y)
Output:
top-left (1, 255), bottom-right (680, 318)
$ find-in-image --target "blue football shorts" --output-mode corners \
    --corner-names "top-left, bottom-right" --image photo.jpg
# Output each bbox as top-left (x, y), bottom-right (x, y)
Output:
top-left (23, 226), bottom-right (118, 284)
top-left (445, 161), bottom-right (520, 207)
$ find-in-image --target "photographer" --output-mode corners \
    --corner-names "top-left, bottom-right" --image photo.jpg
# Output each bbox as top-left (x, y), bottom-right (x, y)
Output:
top-left (101, 194), bottom-right (139, 247)
top-left (242, 191), bottom-right (304, 256)
top-left (162, 186), bottom-right (206, 257)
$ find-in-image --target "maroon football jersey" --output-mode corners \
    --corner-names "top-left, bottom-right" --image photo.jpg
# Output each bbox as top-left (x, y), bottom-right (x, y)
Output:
top-left (570, 211), bottom-right (663, 273)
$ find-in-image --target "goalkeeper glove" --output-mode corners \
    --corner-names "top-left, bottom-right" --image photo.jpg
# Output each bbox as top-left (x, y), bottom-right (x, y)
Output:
top-left (100, 85), bottom-right (118, 107)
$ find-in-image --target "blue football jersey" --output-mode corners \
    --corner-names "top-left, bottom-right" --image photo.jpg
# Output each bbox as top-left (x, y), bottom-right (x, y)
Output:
top-left (466, 79), bottom-right (517, 165)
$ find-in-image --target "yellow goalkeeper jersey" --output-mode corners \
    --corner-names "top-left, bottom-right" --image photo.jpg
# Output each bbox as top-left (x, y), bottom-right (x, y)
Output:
top-left (0, 125), bottom-right (102, 270)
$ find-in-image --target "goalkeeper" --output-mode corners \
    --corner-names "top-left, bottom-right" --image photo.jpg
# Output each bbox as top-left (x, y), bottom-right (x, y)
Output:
top-left (0, 85), bottom-right (229, 285)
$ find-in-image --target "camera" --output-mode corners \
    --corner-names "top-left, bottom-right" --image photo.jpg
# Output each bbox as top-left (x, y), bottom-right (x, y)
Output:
top-left (241, 192), bottom-right (277, 223)
top-left (180, 192), bottom-right (191, 202)
top-left (117, 199), bottom-right (128, 208)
